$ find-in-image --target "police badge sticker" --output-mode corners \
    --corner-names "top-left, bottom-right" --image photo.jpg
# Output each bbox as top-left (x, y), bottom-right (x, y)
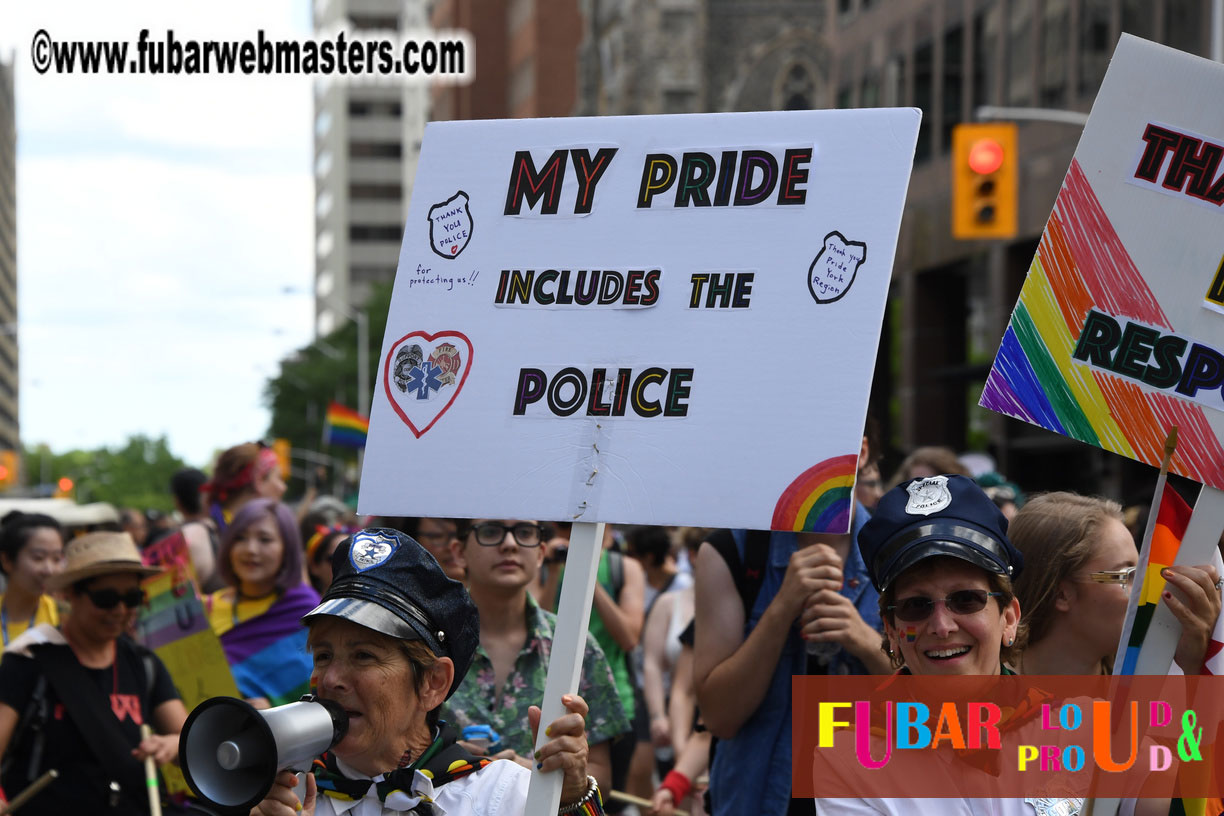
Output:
top-left (349, 530), bottom-right (399, 571)
top-left (808, 231), bottom-right (867, 304)
top-left (428, 191), bottom-right (473, 260)
top-left (904, 475), bottom-right (953, 516)
top-left (1024, 798), bottom-right (1082, 816)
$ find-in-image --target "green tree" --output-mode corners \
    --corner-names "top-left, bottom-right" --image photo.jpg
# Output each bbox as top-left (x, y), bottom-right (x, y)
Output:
top-left (23, 435), bottom-right (188, 512)
top-left (264, 280), bottom-right (392, 495)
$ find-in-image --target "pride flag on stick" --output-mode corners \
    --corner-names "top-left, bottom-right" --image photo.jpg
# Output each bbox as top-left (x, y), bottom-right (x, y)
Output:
top-left (323, 402), bottom-right (369, 449)
top-left (1117, 478), bottom-right (1191, 675)
top-left (1113, 427), bottom-right (1180, 676)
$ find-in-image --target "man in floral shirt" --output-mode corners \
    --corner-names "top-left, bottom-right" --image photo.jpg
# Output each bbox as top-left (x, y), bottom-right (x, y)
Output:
top-left (442, 518), bottom-right (629, 791)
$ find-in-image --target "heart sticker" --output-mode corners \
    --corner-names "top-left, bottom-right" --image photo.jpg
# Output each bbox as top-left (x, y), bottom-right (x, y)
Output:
top-left (383, 330), bottom-right (474, 438)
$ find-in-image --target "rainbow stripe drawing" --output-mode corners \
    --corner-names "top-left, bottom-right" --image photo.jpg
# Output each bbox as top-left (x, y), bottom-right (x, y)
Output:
top-left (980, 35), bottom-right (1224, 491)
top-left (979, 158), bottom-right (1224, 488)
top-left (771, 453), bottom-right (857, 532)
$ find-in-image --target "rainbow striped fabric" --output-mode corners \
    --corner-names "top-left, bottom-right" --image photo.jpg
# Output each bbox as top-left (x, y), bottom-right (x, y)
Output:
top-left (324, 401), bottom-right (369, 448)
top-left (1120, 486), bottom-right (1191, 676)
top-left (980, 159), bottom-right (1224, 489)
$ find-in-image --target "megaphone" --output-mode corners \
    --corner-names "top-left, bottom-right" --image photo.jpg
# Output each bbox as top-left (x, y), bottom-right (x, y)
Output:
top-left (179, 695), bottom-right (348, 814)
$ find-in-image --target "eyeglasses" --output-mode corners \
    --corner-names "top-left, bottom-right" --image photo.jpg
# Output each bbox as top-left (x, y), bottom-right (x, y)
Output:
top-left (86, 587), bottom-right (146, 610)
top-left (888, 590), bottom-right (1003, 622)
top-left (1085, 567), bottom-right (1137, 587)
top-left (470, 522), bottom-right (544, 548)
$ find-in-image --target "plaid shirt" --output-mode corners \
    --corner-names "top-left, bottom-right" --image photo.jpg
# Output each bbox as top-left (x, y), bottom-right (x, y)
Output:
top-left (443, 594), bottom-right (630, 755)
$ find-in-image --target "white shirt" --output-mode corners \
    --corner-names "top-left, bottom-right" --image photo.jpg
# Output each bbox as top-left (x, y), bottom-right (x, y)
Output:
top-left (299, 757), bottom-right (529, 816)
top-left (814, 795), bottom-right (1137, 815)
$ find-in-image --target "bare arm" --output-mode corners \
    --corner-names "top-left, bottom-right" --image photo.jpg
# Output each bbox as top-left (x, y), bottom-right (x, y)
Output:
top-left (694, 540), bottom-right (842, 739)
top-left (587, 739), bottom-right (613, 794)
top-left (668, 644), bottom-right (695, 755)
top-left (0, 701), bottom-right (18, 767)
top-left (592, 556), bottom-right (645, 652)
top-left (641, 592), bottom-right (674, 746)
top-left (182, 523), bottom-right (217, 590)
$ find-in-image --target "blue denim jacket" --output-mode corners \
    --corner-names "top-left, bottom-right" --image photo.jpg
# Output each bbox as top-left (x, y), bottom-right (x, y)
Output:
top-left (707, 505), bottom-right (880, 816)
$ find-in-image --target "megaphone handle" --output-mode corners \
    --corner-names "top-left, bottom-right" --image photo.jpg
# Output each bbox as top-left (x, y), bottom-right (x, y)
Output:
top-left (0, 769), bottom-right (58, 815)
top-left (140, 725), bottom-right (162, 816)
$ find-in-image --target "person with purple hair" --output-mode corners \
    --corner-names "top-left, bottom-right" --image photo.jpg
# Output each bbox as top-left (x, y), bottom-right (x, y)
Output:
top-left (205, 499), bottom-right (320, 708)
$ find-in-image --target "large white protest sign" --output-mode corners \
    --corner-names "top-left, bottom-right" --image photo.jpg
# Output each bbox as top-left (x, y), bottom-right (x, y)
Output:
top-left (359, 109), bottom-right (919, 531)
top-left (981, 35), bottom-right (1224, 493)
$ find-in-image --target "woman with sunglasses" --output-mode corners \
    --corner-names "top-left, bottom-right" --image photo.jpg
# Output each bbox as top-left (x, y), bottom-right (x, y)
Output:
top-left (1009, 492), bottom-right (1221, 676)
top-left (0, 512), bottom-right (65, 657)
top-left (0, 532), bottom-right (186, 815)
top-left (814, 475), bottom-right (1028, 815)
top-left (206, 498), bottom-right (320, 709)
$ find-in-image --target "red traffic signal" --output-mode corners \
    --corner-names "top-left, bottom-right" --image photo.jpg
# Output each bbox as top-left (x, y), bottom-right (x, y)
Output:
top-left (967, 138), bottom-right (1005, 175)
top-left (952, 123), bottom-right (1018, 240)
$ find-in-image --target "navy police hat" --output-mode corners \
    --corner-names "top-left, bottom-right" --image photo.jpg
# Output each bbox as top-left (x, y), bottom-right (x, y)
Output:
top-left (857, 474), bottom-right (1023, 592)
top-left (304, 527), bottom-right (479, 698)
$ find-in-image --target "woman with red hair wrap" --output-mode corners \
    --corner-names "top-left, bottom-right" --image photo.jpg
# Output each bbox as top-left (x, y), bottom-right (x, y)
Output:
top-left (203, 442), bottom-right (287, 533)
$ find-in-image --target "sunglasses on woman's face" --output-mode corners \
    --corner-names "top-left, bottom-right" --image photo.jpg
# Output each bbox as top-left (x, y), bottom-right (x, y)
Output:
top-left (86, 587), bottom-right (146, 610)
top-left (1085, 567), bottom-right (1136, 587)
top-left (888, 589), bottom-right (1003, 623)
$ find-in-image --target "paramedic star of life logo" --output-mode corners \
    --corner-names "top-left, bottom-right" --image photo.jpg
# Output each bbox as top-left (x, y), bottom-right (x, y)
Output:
top-left (349, 531), bottom-right (399, 571)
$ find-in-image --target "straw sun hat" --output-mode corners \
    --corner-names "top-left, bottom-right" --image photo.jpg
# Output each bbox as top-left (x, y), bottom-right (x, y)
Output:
top-left (45, 531), bottom-right (160, 590)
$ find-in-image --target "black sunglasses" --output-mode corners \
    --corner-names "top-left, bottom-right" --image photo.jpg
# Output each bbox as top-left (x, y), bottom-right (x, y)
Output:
top-left (86, 587), bottom-right (146, 610)
top-left (469, 522), bottom-right (544, 547)
top-left (888, 589), bottom-right (1002, 623)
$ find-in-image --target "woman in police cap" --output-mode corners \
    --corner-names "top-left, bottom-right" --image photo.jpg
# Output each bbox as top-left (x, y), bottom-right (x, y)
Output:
top-left (812, 477), bottom-right (1163, 816)
top-left (813, 474), bottom-right (1027, 816)
top-left (253, 527), bottom-right (605, 816)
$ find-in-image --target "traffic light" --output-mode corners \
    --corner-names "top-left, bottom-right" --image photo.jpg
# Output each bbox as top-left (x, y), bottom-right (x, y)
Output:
top-left (55, 476), bottom-right (74, 498)
top-left (0, 450), bottom-right (16, 490)
top-left (952, 122), bottom-right (1018, 240)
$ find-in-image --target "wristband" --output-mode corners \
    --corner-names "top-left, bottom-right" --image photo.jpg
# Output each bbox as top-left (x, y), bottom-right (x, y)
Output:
top-left (558, 775), bottom-right (603, 815)
top-left (659, 769), bottom-right (692, 803)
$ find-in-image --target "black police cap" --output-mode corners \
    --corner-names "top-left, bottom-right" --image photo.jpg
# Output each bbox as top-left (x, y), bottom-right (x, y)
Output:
top-left (303, 528), bottom-right (480, 699)
top-left (857, 474), bottom-right (1023, 592)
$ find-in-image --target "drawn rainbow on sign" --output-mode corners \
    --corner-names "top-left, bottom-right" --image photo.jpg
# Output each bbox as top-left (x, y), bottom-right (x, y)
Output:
top-left (980, 158), bottom-right (1224, 488)
top-left (771, 453), bottom-right (858, 532)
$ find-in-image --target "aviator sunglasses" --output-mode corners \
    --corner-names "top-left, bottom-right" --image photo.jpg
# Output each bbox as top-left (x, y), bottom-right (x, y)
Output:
top-left (888, 589), bottom-right (1003, 623)
top-left (86, 587), bottom-right (147, 610)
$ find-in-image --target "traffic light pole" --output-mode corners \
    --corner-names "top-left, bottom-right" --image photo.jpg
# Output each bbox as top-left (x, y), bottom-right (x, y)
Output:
top-left (972, 106), bottom-right (1088, 127)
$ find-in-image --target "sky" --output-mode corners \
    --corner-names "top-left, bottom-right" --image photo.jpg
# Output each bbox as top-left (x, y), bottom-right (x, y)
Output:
top-left (1, 2), bottom-right (320, 467)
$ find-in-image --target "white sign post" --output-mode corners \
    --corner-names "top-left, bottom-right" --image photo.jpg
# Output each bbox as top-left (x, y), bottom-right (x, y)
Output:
top-left (359, 109), bottom-right (920, 807)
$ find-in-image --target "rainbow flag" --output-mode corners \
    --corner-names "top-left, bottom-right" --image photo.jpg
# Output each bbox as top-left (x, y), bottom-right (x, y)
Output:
top-left (324, 402), bottom-right (369, 448)
top-left (1119, 486), bottom-right (1192, 676)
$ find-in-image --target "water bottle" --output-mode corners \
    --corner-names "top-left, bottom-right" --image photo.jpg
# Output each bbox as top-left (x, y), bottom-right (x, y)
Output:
top-left (461, 723), bottom-right (502, 754)
top-left (806, 630), bottom-right (839, 662)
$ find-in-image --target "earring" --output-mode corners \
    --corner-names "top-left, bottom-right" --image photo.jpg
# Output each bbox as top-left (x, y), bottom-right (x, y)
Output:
top-left (1007, 637), bottom-right (1014, 647)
